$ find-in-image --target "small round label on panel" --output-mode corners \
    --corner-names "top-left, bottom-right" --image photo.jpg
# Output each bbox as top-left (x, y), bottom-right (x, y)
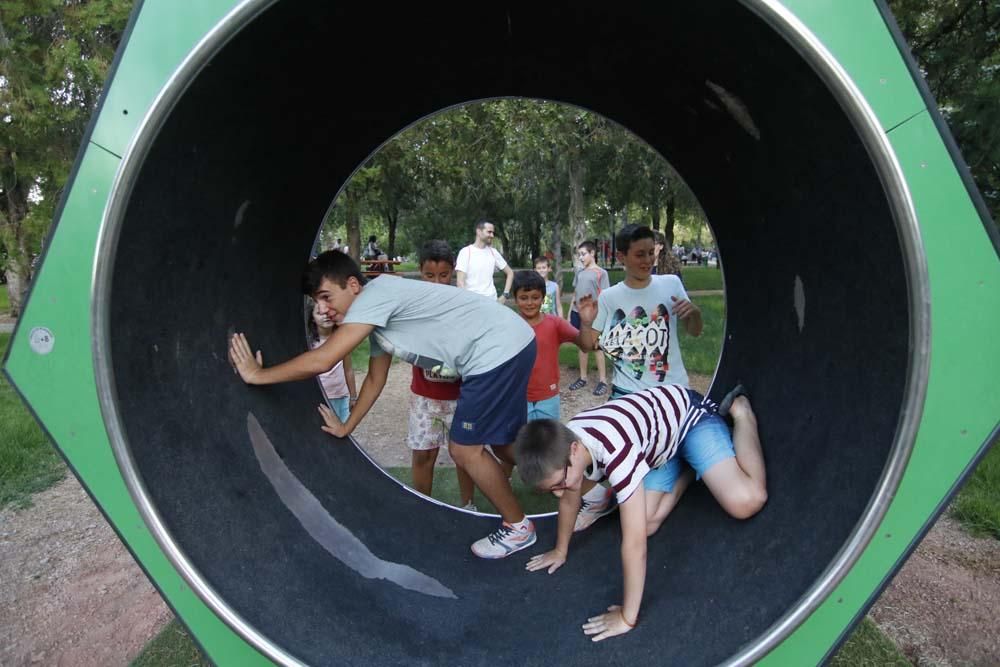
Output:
top-left (29, 327), bottom-right (55, 355)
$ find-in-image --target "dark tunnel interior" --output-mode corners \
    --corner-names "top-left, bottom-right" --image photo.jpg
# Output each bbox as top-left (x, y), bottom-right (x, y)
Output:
top-left (106, 2), bottom-right (910, 664)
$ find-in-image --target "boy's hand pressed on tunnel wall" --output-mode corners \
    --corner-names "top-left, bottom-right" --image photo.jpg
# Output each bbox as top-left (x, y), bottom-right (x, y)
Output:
top-left (229, 333), bottom-right (263, 384)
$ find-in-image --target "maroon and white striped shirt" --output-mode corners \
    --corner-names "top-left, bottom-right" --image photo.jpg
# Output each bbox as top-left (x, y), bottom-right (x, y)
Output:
top-left (568, 385), bottom-right (704, 504)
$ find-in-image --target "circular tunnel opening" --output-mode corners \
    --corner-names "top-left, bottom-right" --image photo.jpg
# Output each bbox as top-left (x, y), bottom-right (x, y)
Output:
top-left (314, 96), bottom-right (719, 518)
top-left (97, 1), bottom-right (925, 664)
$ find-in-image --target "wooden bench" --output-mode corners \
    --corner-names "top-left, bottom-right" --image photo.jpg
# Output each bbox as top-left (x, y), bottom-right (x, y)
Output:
top-left (360, 259), bottom-right (403, 277)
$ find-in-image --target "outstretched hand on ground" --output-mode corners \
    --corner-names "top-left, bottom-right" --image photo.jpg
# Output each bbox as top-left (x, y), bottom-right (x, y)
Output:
top-left (525, 549), bottom-right (567, 574)
top-left (229, 333), bottom-right (262, 384)
top-left (582, 604), bottom-right (634, 642)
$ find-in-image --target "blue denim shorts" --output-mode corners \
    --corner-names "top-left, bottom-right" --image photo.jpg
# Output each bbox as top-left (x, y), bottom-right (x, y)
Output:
top-left (527, 395), bottom-right (561, 422)
top-left (643, 413), bottom-right (735, 493)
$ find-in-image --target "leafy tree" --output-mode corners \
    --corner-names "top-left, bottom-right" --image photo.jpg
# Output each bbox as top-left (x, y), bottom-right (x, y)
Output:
top-left (889, 0), bottom-right (1000, 225)
top-left (0, 0), bottom-right (132, 315)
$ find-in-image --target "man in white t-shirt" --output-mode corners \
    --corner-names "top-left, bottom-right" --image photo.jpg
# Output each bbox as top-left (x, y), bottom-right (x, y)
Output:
top-left (456, 220), bottom-right (514, 303)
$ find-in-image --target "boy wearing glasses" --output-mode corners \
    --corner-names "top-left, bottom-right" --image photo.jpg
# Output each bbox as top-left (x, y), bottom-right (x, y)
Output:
top-left (513, 384), bottom-right (766, 641)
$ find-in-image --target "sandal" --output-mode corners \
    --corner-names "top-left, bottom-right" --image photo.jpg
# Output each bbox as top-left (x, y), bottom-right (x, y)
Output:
top-left (568, 378), bottom-right (587, 391)
top-left (592, 381), bottom-right (608, 396)
top-left (718, 383), bottom-right (749, 417)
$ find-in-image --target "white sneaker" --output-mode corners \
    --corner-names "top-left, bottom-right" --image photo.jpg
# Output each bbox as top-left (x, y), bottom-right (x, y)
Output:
top-left (574, 488), bottom-right (618, 532)
top-left (461, 501), bottom-right (479, 512)
top-left (471, 520), bottom-right (537, 559)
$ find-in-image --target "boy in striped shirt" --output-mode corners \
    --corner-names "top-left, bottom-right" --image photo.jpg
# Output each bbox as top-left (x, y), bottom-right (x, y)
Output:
top-left (513, 384), bottom-right (766, 641)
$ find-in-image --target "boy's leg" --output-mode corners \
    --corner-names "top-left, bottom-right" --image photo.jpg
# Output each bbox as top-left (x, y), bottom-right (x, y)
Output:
top-left (406, 394), bottom-right (446, 498)
top-left (694, 397), bottom-right (767, 520)
top-left (448, 443), bottom-right (522, 522)
top-left (456, 464), bottom-right (476, 508)
top-left (451, 340), bottom-right (537, 558)
top-left (569, 310), bottom-right (587, 389)
top-left (411, 449), bottom-right (439, 497)
top-left (593, 353), bottom-right (608, 395)
top-left (644, 468), bottom-right (694, 536)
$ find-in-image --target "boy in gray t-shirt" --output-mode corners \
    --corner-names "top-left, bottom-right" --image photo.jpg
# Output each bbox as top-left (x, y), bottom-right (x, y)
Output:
top-left (568, 241), bottom-right (611, 396)
top-left (229, 251), bottom-right (574, 559)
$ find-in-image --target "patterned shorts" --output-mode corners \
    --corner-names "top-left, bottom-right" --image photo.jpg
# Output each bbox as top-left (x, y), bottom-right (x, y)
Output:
top-left (407, 394), bottom-right (458, 451)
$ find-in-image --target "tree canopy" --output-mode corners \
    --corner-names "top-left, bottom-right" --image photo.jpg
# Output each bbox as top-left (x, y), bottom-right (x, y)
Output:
top-left (1, 0), bottom-right (131, 315)
top-left (322, 99), bottom-right (706, 269)
top-left (888, 0), bottom-right (1000, 225)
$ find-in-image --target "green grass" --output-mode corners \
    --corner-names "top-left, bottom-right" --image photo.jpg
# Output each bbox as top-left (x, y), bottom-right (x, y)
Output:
top-left (952, 442), bottom-right (1000, 540)
top-left (0, 287), bottom-right (9, 315)
top-left (678, 295), bottom-right (725, 376)
top-left (131, 620), bottom-right (211, 667)
top-left (0, 333), bottom-right (66, 509)
top-left (830, 617), bottom-right (910, 666)
top-left (384, 466), bottom-right (559, 515)
top-left (680, 266), bottom-right (723, 291)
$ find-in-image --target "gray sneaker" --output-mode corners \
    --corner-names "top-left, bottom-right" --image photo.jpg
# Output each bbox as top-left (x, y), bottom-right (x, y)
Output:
top-left (574, 487), bottom-right (618, 532)
top-left (471, 520), bottom-right (537, 559)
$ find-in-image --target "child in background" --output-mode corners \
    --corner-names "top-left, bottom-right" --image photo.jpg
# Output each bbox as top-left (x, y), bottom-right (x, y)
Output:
top-left (511, 271), bottom-right (596, 422)
top-left (533, 256), bottom-right (564, 318)
top-left (568, 241), bottom-right (610, 396)
top-left (308, 299), bottom-right (357, 421)
top-left (573, 224), bottom-right (704, 530)
top-left (409, 241), bottom-right (477, 511)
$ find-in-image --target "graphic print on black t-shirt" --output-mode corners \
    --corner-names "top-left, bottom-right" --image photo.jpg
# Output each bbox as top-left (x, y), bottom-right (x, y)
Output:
top-left (372, 331), bottom-right (459, 379)
top-left (599, 305), bottom-right (671, 381)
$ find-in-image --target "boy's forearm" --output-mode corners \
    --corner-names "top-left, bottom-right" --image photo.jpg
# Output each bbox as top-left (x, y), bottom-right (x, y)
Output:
top-left (340, 356), bottom-right (389, 433)
top-left (554, 492), bottom-right (581, 555)
top-left (685, 309), bottom-right (703, 337)
top-left (620, 537), bottom-right (647, 626)
top-left (503, 267), bottom-right (514, 294)
top-left (254, 349), bottom-right (331, 385)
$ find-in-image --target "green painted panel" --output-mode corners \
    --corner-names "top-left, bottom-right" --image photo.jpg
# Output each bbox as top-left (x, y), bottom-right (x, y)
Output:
top-left (760, 109), bottom-right (1000, 664)
top-left (779, 0), bottom-right (925, 132)
top-left (91, 0), bottom-right (243, 156)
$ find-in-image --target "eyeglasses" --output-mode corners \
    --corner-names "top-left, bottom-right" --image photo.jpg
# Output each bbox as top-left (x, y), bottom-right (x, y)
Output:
top-left (547, 465), bottom-right (571, 493)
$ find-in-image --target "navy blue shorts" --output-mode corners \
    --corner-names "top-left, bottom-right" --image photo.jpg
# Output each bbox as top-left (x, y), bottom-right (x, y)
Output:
top-left (450, 340), bottom-right (537, 446)
top-left (569, 310), bottom-right (581, 330)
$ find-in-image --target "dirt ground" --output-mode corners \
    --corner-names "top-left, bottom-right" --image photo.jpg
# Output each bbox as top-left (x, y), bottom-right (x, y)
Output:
top-left (1, 364), bottom-right (998, 665)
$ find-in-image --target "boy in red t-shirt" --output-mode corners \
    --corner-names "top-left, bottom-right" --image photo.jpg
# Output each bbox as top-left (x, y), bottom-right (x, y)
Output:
top-left (408, 241), bottom-right (476, 510)
top-left (511, 271), bottom-right (597, 421)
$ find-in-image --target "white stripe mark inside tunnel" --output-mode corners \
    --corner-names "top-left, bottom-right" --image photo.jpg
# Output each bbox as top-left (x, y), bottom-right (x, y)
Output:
top-left (247, 413), bottom-right (457, 599)
top-left (794, 275), bottom-right (806, 333)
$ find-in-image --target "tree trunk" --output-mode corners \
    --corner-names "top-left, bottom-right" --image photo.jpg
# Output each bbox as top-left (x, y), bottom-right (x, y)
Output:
top-left (568, 158), bottom-right (586, 259)
top-left (496, 221), bottom-right (512, 264)
top-left (652, 205), bottom-right (661, 232)
top-left (5, 265), bottom-right (28, 317)
top-left (551, 198), bottom-right (564, 285)
top-left (665, 191), bottom-right (677, 246)
top-left (345, 191), bottom-right (361, 262)
top-left (386, 208), bottom-right (398, 259)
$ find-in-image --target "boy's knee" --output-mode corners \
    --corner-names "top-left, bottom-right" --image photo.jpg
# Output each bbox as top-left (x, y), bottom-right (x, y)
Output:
top-left (448, 442), bottom-right (478, 465)
top-left (412, 449), bottom-right (437, 466)
top-left (724, 486), bottom-right (768, 520)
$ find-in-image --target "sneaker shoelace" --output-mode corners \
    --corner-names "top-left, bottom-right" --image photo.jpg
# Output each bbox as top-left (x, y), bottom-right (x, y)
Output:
top-left (487, 524), bottom-right (515, 545)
